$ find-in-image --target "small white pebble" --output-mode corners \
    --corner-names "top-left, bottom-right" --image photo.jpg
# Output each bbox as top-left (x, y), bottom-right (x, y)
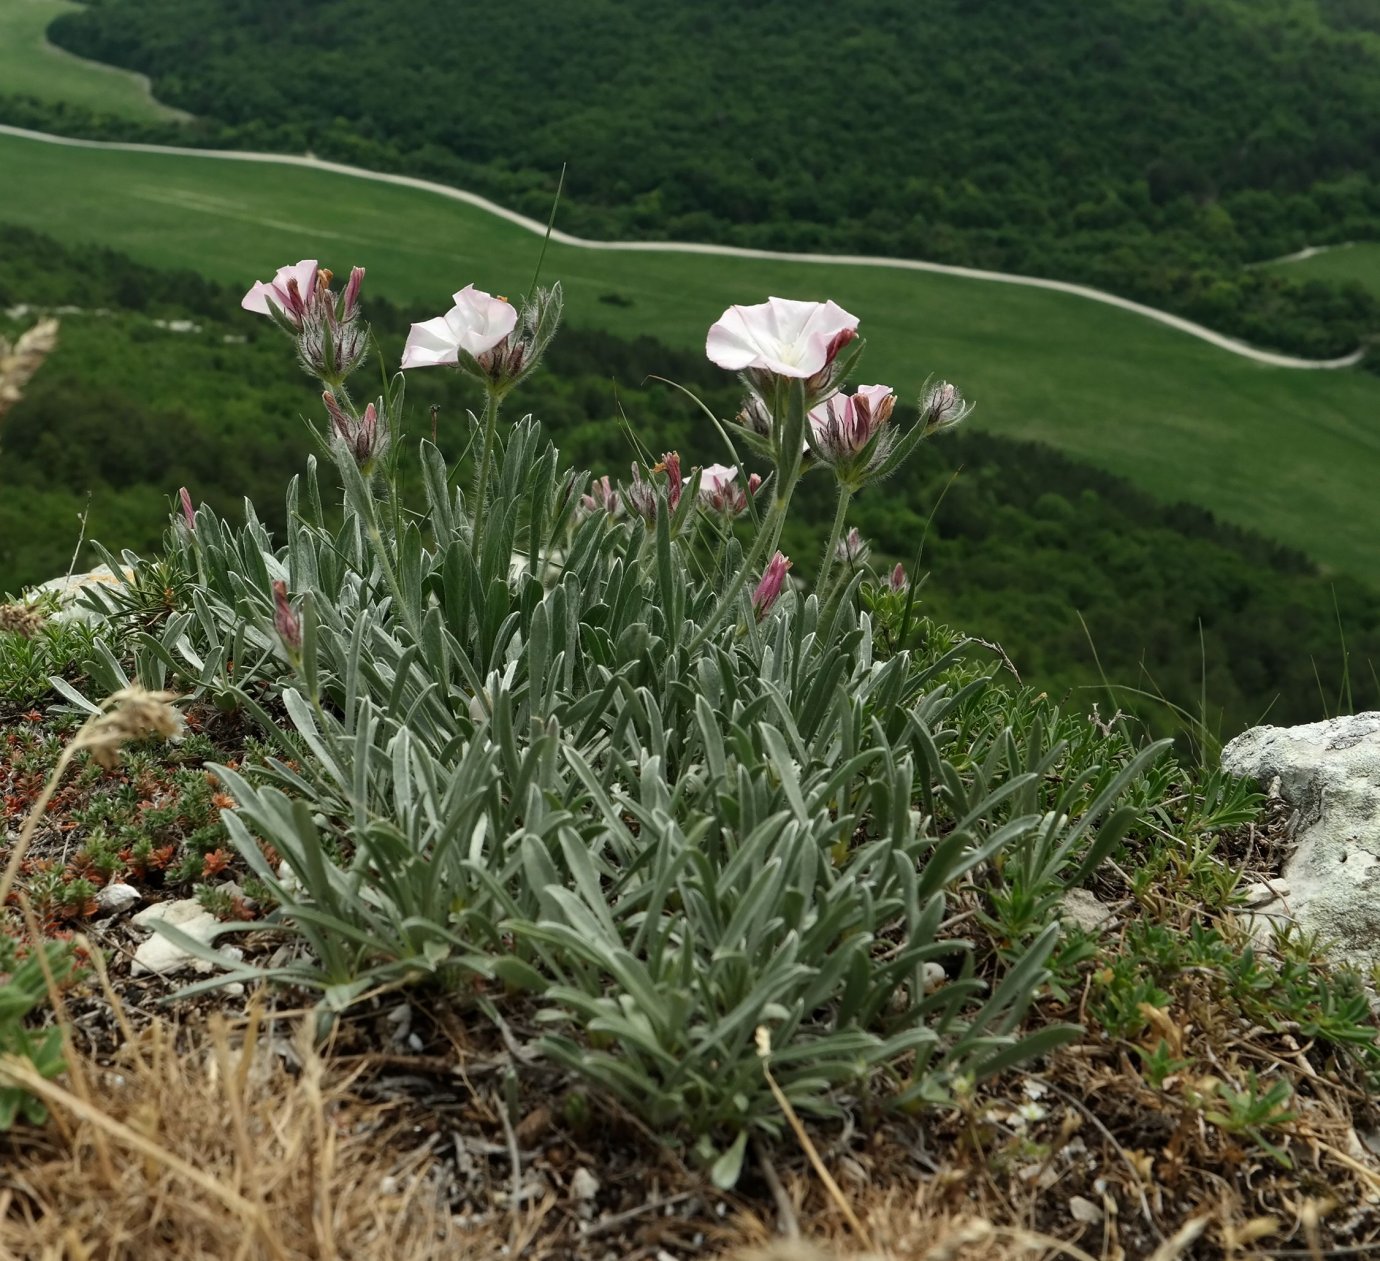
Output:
top-left (95, 882), bottom-right (139, 914)
top-left (569, 1167), bottom-right (599, 1201)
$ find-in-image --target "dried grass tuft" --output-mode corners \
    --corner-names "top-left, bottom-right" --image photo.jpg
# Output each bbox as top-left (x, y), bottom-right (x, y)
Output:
top-left (0, 998), bottom-right (486, 1261)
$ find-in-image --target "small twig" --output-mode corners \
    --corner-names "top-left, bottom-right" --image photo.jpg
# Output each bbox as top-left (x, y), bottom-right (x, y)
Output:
top-left (583, 1192), bottom-right (696, 1239)
top-left (755, 1027), bottom-right (874, 1250)
top-left (1311, 1138), bottom-right (1380, 1195)
top-left (753, 1136), bottom-right (800, 1239)
top-left (498, 1088), bottom-right (524, 1224)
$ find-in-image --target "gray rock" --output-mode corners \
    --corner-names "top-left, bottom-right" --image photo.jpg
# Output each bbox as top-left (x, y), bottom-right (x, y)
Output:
top-left (1060, 887), bottom-right (1117, 935)
top-left (1222, 713), bottom-right (1380, 968)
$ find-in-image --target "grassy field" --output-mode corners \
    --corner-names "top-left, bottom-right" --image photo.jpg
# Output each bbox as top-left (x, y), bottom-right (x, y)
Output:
top-left (0, 0), bottom-right (189, 122)
top-left (4, 130), bottom-right (1380, 582)
top-left (1269, 242), bottom-right (1380, 301)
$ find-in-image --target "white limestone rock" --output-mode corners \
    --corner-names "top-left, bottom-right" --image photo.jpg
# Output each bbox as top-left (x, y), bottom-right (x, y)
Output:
top-left (130, 897), bottom-right (241, 976)
top-left (27, 565), bottom-right (135, 623)
top-left (1221, 712), bottom-right (1380, 969)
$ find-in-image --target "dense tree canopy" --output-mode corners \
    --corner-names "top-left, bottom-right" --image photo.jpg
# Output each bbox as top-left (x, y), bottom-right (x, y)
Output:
top-left (21, 0), bottom-right (1380, 358)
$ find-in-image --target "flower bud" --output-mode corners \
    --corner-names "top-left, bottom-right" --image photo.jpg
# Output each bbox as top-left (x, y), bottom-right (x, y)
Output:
top-left (272, 580), bottom-right (302, 653)
top-left (323, 391), bottom-right (389, 470)
top-left (340, 266), bottom-right (365, 321)
top-left (736, 394), bottom-right (774, 438)
top-left (922, 380), bottom-right (970, 433)
top-left (178, 487), bottom-right (196, 534)
top-left (888, 563), bottom-right (909, 594)
top-left (752, 552), bottom-right (793, 619)
top-left (623, 462), bottom-right (660, 524)
top-left (835, 527), bottom-right (869, 566)
top-left (808, 384), bottom-right (897, 475)
top-left (657, 452), bottom-right (683, 511)
top-left (579, 475), bottom-right (623, 519)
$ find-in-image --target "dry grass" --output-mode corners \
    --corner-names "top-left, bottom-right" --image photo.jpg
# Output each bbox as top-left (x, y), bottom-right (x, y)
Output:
top-left (0, 998), bottom-right (472, 1261)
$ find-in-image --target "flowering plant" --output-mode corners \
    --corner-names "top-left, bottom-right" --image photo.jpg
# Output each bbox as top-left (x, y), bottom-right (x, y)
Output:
top-left (149, 260), bottom-right (1156, 1193)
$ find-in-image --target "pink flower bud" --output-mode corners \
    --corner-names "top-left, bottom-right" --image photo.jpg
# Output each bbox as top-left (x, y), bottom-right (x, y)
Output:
top-left (888, 563), bottom-right (909, 594)
top-left (178, 487), bottom-right (196, 533)
top-left (323, 392), bottom-right (388, 469)
top-left (660, 452), bottom-right (683, 511)
top-left (752, 552), bottom-right (793, 619)
top-left (340, 267), bottom-right (365, 320)
top-left (272, 581), bottom-right (302, 652)
top-left (808, 384), bottom-right (897, 473)
top-left (835, 527), bottom-right (869, 566)
top-left (580, 475), bottom-right (623, 519)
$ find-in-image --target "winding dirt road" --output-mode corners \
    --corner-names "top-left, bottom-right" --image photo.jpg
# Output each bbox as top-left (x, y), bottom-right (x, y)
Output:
top-left (2, 123), bottom-right (1365, 371)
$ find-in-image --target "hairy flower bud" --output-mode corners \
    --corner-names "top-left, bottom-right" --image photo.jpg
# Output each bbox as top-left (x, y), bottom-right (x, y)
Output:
top-left (579, 474), bottom-right (623, 519)
top-left (808, 384), bottom-right (897, 475)
top-left (752, 552), bottom-right (793, 619)
top-left (922, 380), bottom-right (971, 433)
top-left (736, 394), bottom-right (774, 439)
top-left (888, 562), bottom-right (909, 594)
top-left (323, 391), bottom-right (389, 470)
top-left (624, 462), bottom-right (660, 524)
top-left (658, 452), bottom-right (683, 511)
top-left (835, 527), bottom-right (870, 566)
top-left (272, 580), bottom-right (302, 653)
top-left (178, 486), bottom-right (196, 533)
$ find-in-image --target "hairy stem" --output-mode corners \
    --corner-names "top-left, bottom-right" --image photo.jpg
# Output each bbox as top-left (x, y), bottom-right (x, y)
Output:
top-left (470, 388), bottom-right (502, 556)
top-left (815, 483), bottom-right (853, 604)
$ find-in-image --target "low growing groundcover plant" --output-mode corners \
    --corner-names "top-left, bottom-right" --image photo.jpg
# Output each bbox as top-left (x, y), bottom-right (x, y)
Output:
top-left (2, 254), bottom-right (1380, 1255)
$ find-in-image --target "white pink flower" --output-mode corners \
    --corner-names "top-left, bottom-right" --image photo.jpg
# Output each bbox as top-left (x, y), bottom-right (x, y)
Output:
top-left (706, 297), bottom-right (858, 379)
top-left (242, 259), bottom-right (319, 326)
top-left (693, 463), bottom-right (762, 516)
top-left (401, 285), bottom-right (518, 370)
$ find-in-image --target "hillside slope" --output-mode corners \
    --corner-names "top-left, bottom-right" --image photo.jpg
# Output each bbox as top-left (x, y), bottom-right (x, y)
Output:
top-left (4, 225), bottom-right (1380, 736)
top-left (33, 0), bottom-right (1380, 358)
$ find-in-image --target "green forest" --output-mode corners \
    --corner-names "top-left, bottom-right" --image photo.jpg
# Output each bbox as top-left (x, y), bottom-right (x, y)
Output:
top-left (12, 0), bottom-right (1379, 359)
top-left (4, 226), bottom-right (1379, 741)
